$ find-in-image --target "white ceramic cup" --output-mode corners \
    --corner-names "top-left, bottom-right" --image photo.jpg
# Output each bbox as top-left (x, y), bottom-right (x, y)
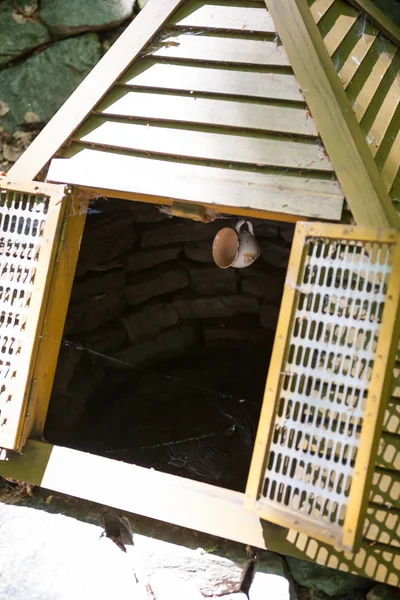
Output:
top-left (212, 219), bottom-right (260, 269)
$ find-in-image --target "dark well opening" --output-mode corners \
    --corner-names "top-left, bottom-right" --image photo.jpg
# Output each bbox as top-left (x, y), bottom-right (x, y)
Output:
top-left (45, 198), bottom-right (294, 492)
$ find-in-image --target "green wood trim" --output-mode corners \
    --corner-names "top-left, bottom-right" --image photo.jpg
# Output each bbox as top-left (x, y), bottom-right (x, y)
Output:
top-left (346, 0), bottom-right (400, 46)
top-left (264, 0), bottom-right (400, 228)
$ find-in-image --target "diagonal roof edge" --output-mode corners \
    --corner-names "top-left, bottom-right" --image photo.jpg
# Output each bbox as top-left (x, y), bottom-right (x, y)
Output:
top-left (7, 0), bottom-right (185, 182)
top-left (264, 0), bottom-right (399, 229)
top-left (347, 0), bottom-right (400, 46)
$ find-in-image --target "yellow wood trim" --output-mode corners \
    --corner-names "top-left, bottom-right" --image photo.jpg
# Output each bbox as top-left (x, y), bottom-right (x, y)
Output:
top-left (0, 177), bottom-right (67, 451)
top-left (23, 188), bottom-right (88, 442)
top-left (263, 0), bottom-right (399, 228)
top-left (346, 0), bottom-right (400, 46)
top-left (1, 439), bottom-right (400, 587)
top-left (245, 222), bottom-right (308, 504)
top-left (343, 232), bottom-right (400, 550)
top-left (7, 0), bottom-right (185, 181)
top-left (72, 186), bottom-right (306, 224)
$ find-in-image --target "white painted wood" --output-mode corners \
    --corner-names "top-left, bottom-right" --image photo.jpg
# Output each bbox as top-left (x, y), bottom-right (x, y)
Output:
top-left (172, 2), bottom-right (276, 33)
top-left (47, 147), bottom-right (344, 220)
top-left (98, 90), bottom-right (318, 136)
top-left (148, 33), bottom-right (290, 66)
top-left (122, 61), bottom-right (303, 102)
top-left (8, 0), bottom-right (185, 181)
top-left (78, 118), bottom-right (333, 170)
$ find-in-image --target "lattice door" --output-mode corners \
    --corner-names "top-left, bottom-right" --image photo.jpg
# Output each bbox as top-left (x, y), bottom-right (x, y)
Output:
top-left (245, 223), bottom-right (400, 552)
top-left (0, 178), bottom-right (67, 454)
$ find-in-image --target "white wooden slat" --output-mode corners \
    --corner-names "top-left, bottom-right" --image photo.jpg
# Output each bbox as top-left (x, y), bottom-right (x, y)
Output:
top-left (78, 119), bottom-right (333, 171)
top-left (122, 61), bottom-right (304, 102)
top-left (47, 147), bottom-right (344, 220)
top-left (8, 0), bottom-right (185, 181)
top-left (98, 90), bottom-right (318, 137)
top-left (309, 0), bottom-right (335, 23)
top-left (172, 2), bottom-right (276, 33)
top-left (148, 34), bottom-right (290, 66)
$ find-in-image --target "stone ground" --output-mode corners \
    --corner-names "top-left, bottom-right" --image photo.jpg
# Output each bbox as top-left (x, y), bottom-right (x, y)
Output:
top-left (0, 483), bottom-right (398, 600)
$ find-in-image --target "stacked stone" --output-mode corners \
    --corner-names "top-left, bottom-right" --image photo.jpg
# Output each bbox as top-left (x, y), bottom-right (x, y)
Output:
top-left (47, 199), bottom-right (293, 439)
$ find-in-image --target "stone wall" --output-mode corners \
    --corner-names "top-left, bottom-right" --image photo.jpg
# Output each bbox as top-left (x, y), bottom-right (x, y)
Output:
top-left (46, 198), bottom-right (293, 445)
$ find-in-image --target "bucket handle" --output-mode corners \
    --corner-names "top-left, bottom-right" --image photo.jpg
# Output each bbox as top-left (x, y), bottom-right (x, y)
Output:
top-left (235, 219), bottom-right (254, 235)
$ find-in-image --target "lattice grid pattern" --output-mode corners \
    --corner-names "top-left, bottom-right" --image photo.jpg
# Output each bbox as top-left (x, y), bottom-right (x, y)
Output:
top-left (247, 224), bottom-right (400, 551)
top-left (0, 182), bottom-right (64, 452)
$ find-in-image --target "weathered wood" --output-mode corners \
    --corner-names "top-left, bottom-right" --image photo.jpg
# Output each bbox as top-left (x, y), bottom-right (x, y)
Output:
top-left (381, 128), bottom-right (400, 192)
top-left (336, 18), bottom-right (377, 89)
top-left (8, 0), bottom-right (185, 180)
top-left (47, 147), bottom-right (344, 220)
top-left (121, 60), bottom-right (304, 102)
top-left (171, 1), bottom-right (276, 33)
top-left (149, 34), bottom-right (291, 66)
top-left (97, 90), bottom-right (318, 137)
top-left (263, 0), bottom-right (399, 227)
top-left (1, 439), bottom-right (400, 587)
top-left (346, 0), bottom-right (400, 46)
top-left (363, 56), bottom-right (400, 158)
top-left (77, 118), bottom-right (332, 171)
top-left (318, 0), bottom-right (358, 56)
top-left (350, 38), bottom-right (397, 122)
top-left (309, 0), bottom-right (335, 23)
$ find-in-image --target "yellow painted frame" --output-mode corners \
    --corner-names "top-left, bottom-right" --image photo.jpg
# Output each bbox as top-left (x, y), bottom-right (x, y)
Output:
top-left (245, 222), bottom-right (400, 552)
top-left (0, 178), bottom-right (67, 452)
top-left (264, 0), bottom-right (399, 229)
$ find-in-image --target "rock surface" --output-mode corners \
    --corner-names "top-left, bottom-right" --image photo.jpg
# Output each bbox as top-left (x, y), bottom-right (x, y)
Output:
top-left (0, 34), bottom-right (101, 132)
top-left (0, 500), bottom-right (294, 600)
top-left (286, 557), bottom-right (373, 597)
top-left (40, 0), bottom-right (135, 35)
top-left (0, 1), bottom-right (50, 66)
top-left (367, 584), bottom-right (400, 599)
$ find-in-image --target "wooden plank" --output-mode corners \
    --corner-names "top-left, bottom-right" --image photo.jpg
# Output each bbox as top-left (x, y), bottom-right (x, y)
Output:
top-left (364, 56), bottom-right (400, 158)
top-left (46, 147), bottom-right (344, 220)
top-left (382, 128), bottom-right (400, 192)
top-left (7, 0), bottom-right (186, 181)
top-left (336, 19), bottom-right (377, 88)
top-left (97, 90), bottom-right (319, 137)
top-left (171, 2), bottom-right (276, 33)
top-left (309, 0), bottom-right (335, 24)
top-left (24, 189), bottom-right (88, 441)
top-left (77, 118), bottom-right (333, 171)
top-left (376, 433), bottom-right (400, 471)
top-left (1, 439), bottom-right (400, 587)
top-left (263, 0), bottom-right (399, 228)
top-left (346, 0), bottom-right (400, 46)
top-left (351, 39), bottom-right (397, 122)
top-left (392, 363), bottom-right (400, 399)
top-left (121, 60), bottom-right (304, 102)
top-left (148, 33), bottom-right (291, 66)
top-left (319, 1), bottom-right (359, 57)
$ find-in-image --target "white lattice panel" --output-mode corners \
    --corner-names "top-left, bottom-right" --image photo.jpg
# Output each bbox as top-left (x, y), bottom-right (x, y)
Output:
top-left (246, 223), bottom-right (400, 552)
top-left (0, 179), bottom-right (66, 452)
